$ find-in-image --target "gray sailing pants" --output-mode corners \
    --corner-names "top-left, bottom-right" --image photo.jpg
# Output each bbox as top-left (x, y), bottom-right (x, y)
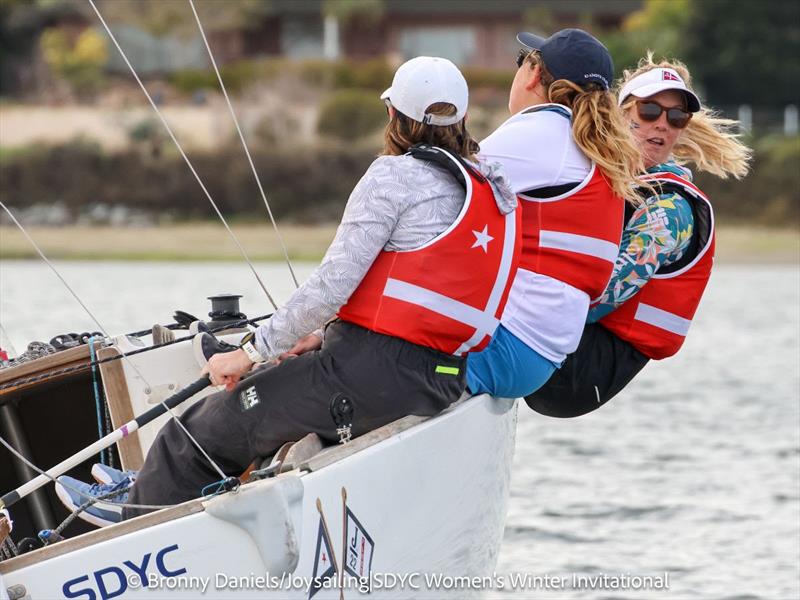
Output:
top-left (123, 320), bottom-right (466, 519)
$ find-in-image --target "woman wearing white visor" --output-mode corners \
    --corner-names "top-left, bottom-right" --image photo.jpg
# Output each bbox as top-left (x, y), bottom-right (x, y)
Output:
top-left (527, 54), bottom-right (751, 417)
top-left (465, 29), bottom-right (643, 399)
top-left (56, 56), bottom-right (522, 526)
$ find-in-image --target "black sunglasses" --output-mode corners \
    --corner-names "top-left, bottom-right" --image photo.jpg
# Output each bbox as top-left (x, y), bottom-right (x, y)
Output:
top-left (516, 48), bottom-right (532, 69)
top-left (636, 100), bottom-right (692, 129)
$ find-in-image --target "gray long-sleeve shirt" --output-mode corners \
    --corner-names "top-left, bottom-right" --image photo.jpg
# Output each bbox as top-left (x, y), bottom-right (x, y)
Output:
top-left (254, 153), bottom-right (516, 360)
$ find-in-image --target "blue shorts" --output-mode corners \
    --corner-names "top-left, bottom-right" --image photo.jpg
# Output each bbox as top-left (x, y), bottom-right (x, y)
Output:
top-left (466, 324), bottom-right (560, 398)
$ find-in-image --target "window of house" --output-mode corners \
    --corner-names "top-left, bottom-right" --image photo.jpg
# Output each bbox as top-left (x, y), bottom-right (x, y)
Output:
top-left (281, 17), bottom-right (323, 58)
top-left (399, 26), bottom-right (476, 65)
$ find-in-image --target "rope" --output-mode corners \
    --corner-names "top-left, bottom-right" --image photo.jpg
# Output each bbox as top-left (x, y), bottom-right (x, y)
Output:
top-left (0, 0), bottom-right (299, 520)
top-left (1, 536), bottom-right (17, 560)
top-left (1, 341), bottom-right (56, 367)
top-left (201, 476), bottom-right (241, 499)
top-left (0, 322), bottom-right (18, 357)
top-left (189, 0), bottom-right (299, 289)
top-left (87, 0), bottom-right (279, 311)
top-left (0, 433), bottom-right (176, 512)
top-left (39, 473), bottom-right (240, 547)
top-left (103, 388), bottom-right (117, 469)
top-left (0, 202), bottom-right (165, 398)
top-left (88, 337), bottom-right (107, 465)
top-left (0, 202), bottom-right (113, 342)
top-left (0, 202), bottom-right (228, 482)
top-left (1, 511), bottom-right (17, 558)
top-left (47, 482), bottom-right (132, 542)
top-left (0, 314), bottom-right (270, 393)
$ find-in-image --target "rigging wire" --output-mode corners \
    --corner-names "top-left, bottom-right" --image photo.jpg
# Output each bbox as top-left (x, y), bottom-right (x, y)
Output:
top-left (0, 322), bottom-right (18, 358)
top-left (87, 0), bottom-right (279, 311)
top-left (0, 201), bottom-right (227, 481)
top-left (189, 0), bottom-right (299, 289)
top-left (0, 314), bottom-right (271, 393)
top-left (0, 434), bottom-right (177, 512)
top-left (0, 201), bottom-right (112, 342)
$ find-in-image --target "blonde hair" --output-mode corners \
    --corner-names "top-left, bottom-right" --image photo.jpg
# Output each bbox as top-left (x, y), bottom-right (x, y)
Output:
top-left (527, 51), bottom-right (644, 205)
top-left (383, 102), bottom-right (480, 160)
top-left (618, 53), bottom-right (752, 179)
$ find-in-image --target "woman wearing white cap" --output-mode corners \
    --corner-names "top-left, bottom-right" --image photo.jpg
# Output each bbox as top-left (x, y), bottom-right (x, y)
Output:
top-left (57, 56), bottom-right (522, 525)
top-left (527, 54), bottom-right (751, 417)
top-left (465, 29), bottom-right (643, 399)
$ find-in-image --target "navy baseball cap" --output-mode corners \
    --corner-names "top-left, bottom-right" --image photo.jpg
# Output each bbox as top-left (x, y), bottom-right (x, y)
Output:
top-left (517, 28), bottom-right (613, 91)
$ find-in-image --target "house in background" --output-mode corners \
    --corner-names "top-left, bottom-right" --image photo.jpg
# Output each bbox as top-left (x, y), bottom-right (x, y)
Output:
top-left (4, 0), bottom-right (643, 90)
top-left (210, 0), bottom-right (642, 69)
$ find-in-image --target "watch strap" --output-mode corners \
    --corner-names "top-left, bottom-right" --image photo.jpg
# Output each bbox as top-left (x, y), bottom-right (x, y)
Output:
top-left (240, 331), bottom-right (266, 363)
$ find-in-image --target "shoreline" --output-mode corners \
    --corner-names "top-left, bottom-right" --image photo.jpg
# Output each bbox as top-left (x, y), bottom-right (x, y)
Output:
top-left (1, 224), bottom-right (798, 264)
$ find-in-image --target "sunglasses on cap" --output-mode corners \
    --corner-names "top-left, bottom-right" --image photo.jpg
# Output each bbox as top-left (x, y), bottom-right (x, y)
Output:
top-left (636, 100), bottom-right (692, 129)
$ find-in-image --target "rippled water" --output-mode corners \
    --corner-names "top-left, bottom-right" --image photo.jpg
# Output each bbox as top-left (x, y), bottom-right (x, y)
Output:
top-left (1, 261), bottom-right (798, 599)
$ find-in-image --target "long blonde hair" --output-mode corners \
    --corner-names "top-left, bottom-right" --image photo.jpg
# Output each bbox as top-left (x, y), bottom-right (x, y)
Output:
top-left (383, 103), bottom-right (480, 160)
top-left (527, 51), bottom-right (644, 204)
top-left (618, 53), bottom-right (752, 179)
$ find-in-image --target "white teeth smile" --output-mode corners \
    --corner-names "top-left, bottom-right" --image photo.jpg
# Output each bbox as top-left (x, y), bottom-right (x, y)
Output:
top-left (647, 138), bottom-right (665, 146)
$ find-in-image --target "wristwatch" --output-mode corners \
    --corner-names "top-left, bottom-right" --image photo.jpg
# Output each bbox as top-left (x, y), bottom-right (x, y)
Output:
top-left (239, 331), bottom-right (266, 363)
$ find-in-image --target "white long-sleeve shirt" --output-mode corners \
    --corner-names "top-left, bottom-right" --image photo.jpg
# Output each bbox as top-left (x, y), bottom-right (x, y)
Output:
top-left (254, 153), bottom-right (516, 360)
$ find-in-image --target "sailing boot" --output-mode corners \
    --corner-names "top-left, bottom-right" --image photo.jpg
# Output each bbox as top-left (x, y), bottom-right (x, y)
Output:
top-left (91, 463), bottom-right (138, 486)
top-left (192, 332), bottom-right (239, 368)
top-left (54, 476), bottom-right (133, 528)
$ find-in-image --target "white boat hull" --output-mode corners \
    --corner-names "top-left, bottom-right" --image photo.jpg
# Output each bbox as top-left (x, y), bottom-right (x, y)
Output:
top-left (2, 394), bottom-right (518, 599)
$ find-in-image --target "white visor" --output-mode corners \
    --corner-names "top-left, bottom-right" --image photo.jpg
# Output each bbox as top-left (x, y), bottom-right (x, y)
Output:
top-left (619, 68), bottom-right (701, 112)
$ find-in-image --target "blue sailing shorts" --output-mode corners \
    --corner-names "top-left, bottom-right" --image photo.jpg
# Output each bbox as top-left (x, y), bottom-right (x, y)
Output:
top-left (466, 324), bottom-right (560, 398)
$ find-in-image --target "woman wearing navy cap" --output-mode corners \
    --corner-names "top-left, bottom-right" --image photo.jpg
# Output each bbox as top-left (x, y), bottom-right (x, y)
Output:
top-left (466, 29), bottom-right (643, 398)
top-left (55, 56), bottom-right (523, 526)
top-left (527, 54), bottom-right (751, 417)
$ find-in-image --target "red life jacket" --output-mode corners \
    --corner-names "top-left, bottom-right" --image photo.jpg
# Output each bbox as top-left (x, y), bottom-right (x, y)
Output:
top-left (517, 106), bottom-right (625, 301)
top-left (338, 145), bottom-right (522, 356)
top-left (599, 171), bottom-right (715, 359)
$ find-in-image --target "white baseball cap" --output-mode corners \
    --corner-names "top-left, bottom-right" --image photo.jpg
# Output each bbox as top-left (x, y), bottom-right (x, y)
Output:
top-left (380, 56), bottom-right (468, 126)
top-left (618, 67), bottom-right (701, 112)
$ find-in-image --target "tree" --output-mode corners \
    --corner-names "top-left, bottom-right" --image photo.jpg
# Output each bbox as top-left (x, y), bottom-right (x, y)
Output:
top-left (1, 0), bottom-right (92, 96)
top-left (95, 0), bottom-right (273, 37)
top-left (685, 0), bottom-right (800, 107)
top-left (40, 27), bottom-right (108, 100)
top-left (601, 0), bottom-right (691, 76)
top-left (322, 0), bottom-right (384, 24)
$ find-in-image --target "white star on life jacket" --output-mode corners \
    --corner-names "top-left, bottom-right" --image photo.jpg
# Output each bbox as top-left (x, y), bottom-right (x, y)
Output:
top-left (471, 225), bottom-right (493, 253)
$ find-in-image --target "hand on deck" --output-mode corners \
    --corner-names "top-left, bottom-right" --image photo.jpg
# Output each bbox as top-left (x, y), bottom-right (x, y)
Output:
top-left (203, 349), bottom-right (254, 391)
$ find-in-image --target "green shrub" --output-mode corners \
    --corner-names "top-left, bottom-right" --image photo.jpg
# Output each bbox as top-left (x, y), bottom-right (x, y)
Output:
top-left (4, 134), bottom-right (795, 227)
top-left (317, 89), bottom-right (386, 142)
top-left (128, 119), bottom-right (159, 143)
top-left (298, 59), bottom-right (336, 88)
top-left (169, 59), bottom-right (282, 95)
top-left (167, 58), bottom-right (510, 98)
top-left (219, 59), bottom-right (267, 92)
top-left (40, 28), bottom-right (109, 100)
top-left (462, 67), bottom-right (513, 91)
top-left (0, 139), bottom-right (377, 224)
top-left (333, 59), bottom-right (393, 90)
top-left (298, 59), bottom-right (392, 91)
top-left (168, 69), bottom-right (217, 94)
top-left (695, 135), bottom-right (800, 226)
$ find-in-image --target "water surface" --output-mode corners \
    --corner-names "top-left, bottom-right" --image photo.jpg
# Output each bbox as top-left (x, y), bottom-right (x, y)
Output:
top-left (1, 261), bottom-right (798, 599)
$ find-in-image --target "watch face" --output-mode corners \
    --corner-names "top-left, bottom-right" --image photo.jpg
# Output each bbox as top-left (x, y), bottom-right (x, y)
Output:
top-left (240, 331), bottom-right (256, 347)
